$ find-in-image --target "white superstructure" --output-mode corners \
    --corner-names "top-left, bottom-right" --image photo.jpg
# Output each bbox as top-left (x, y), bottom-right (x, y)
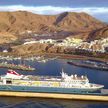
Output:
top-left (58, 70), bottom-right (103, 90)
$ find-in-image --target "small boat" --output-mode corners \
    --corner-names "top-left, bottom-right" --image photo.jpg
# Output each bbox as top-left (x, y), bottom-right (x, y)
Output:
top-left (37, 59), bottom-right (48, 63)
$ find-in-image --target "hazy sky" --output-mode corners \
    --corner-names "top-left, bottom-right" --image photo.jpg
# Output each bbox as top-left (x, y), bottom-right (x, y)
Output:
top-left (0, 0), bottom-right (108, 22)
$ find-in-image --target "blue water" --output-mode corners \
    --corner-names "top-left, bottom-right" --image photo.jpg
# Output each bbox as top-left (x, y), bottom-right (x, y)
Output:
top-left (0, 59), bottom-right (108, 108)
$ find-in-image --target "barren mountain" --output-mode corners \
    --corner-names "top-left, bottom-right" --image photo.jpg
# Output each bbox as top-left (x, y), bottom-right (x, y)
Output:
top-left (54, 12), bottom-right (105, 31)
top-left (0, 11), bottom-right (57, 33)
top-left (0, 11), bottom-right (106, 32)
top-left (0, 32), bottom-right (17, 44)
top-left (0, 11), bottom-right (107, 41)
top-left (87, 26), bottom-right (108, 41)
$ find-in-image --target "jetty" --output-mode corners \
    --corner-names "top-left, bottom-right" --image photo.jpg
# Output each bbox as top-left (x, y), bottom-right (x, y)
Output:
top-left (0, 91), bottom-right (108, 102)
top-left (67, 60), bottom-right (108, 71)
top-left (0, 62), bottom-right (35, 71)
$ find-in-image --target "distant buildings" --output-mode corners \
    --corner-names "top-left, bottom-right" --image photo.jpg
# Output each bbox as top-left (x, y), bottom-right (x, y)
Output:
top-left (23, 36), bottom-right (108, 53)
top-left (59, 37), bottom-right (108, 53)
top-left (78, 38), bottom-right (108, 53)
top-left (55, 38), bottom-right (83, 48)
top-left (39, 39), bottom-right (56, 44)
top-left (23, 41), bottom-right (38, 45)
top-left (23, 39), bottom-right (56, 45)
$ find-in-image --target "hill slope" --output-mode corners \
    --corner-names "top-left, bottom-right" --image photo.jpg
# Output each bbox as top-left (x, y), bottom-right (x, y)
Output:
top-left (0, 11), bottom-right (106, 32)
top-left (0, 11), bottom-right (107, 41)
top-left (87, 26), bottom-right (108, 41)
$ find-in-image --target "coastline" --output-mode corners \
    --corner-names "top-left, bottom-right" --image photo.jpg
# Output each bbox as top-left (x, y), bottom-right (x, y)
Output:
top-left (0, 52), bottom-right (108, 62)
top-left (38, 53), bottom-right (108, 62)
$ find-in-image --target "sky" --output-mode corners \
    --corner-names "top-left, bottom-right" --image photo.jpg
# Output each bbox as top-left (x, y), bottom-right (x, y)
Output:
top-left (0, 0), bottom-right (108, 22)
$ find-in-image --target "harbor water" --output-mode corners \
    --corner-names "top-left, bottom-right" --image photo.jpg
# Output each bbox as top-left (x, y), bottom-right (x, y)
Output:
top-left (0, 58), bottom-right (108, 108)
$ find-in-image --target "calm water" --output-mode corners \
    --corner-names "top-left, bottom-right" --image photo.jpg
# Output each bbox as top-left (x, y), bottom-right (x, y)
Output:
top-left (0, 59), bottom-right (108, 108)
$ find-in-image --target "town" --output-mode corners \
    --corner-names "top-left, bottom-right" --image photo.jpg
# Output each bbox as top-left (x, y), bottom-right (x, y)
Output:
top-left (23, 35), bottom-right (108, 53)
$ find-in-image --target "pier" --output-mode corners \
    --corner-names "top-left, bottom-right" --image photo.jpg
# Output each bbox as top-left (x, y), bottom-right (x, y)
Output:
top-left (0, 91), bottom-right (108, 102)
top-left (0, 62), bottom-right (35, 71)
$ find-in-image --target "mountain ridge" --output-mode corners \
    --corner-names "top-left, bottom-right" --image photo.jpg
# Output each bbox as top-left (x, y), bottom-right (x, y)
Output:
top-left (0, 11), bottom-right (107, 41)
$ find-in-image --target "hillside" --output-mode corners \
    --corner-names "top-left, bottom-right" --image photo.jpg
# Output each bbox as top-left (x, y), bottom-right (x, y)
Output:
top-left (0, 11), bottom-right (107, 43)
top-left (87, 26), bottom-right (108, 41)
top-left (54, 12), bottom-right (105, 31)
top-left (0, 32), bottom-right (17, 44)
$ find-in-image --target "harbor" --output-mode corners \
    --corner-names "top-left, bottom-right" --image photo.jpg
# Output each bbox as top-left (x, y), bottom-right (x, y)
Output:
top-left (0, 57), bottom-right (107, 103)
top-left (0, 68), bottom-right (107, 102)
top-left (0, 0), bottom-right (108, 107)
top-left (0, 55), bottom-right (58, 71)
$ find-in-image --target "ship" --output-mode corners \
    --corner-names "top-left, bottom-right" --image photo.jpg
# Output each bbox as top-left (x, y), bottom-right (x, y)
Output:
top-left (0, 69), bottom-right (104, 94)
top-left (67, 60), bottom-right (108, 71)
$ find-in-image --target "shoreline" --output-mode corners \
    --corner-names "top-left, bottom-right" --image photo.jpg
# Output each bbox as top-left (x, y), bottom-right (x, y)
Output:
top-left (43, 53), bottom-right (108, 62)
top-left (0, 52), bottom-right (108, 62)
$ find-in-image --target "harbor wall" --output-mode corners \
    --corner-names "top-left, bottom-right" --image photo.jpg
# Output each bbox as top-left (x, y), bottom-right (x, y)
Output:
top-left (0, 91), bottom-right (108, 102)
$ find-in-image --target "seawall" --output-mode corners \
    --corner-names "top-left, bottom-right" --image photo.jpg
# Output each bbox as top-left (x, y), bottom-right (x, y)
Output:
top-left (0, 91), bottom-right (108, 102)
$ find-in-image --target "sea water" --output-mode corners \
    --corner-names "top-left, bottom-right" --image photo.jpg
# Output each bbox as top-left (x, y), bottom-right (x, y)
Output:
top-left (0, 58), bottom-right (108, 108)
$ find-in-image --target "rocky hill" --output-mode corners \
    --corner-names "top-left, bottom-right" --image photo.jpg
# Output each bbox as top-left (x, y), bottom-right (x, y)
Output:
top-left (0, 32), bottom-right (17, 44)
top-left (0, 11), bottom-right (56, 33)
top-left (53, 12), bottom-right (105, 32)
top-left (12, 43), bottom-right (65, 56)
top-left (87, 26), bottom-right (108, 41)
top-left (0, 11), bottom-right (107, 42)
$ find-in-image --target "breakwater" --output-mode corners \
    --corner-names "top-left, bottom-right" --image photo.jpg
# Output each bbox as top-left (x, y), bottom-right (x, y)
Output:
top-left (0, 91), bottom-right (108, 102)
top-left (0, 62), bottom-right (35, 71)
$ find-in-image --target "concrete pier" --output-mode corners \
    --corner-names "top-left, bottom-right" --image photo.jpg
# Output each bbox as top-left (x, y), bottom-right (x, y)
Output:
top-left (0, 91), bottom-right (108, 102)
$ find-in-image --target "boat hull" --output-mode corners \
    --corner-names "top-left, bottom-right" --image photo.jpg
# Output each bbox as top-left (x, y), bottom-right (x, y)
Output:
top-left (0, 84), bottom-right (100, 94)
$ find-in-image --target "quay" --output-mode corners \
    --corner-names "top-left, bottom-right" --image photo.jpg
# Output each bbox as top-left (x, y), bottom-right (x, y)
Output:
top-left (0, 91), bottom-right (108, 102)
top-left (0, 62), bottom-right (35, 71)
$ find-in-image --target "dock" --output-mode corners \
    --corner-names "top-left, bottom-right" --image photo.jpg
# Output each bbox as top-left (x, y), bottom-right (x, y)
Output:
top-left (0, 62), bottom-right (35, 71)
top-left (0, 91), bottom-right (108, 102)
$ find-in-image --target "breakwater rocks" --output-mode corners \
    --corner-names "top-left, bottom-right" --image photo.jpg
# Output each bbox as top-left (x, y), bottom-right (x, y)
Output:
top-left (0, 62), bottom-right (35, 71)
